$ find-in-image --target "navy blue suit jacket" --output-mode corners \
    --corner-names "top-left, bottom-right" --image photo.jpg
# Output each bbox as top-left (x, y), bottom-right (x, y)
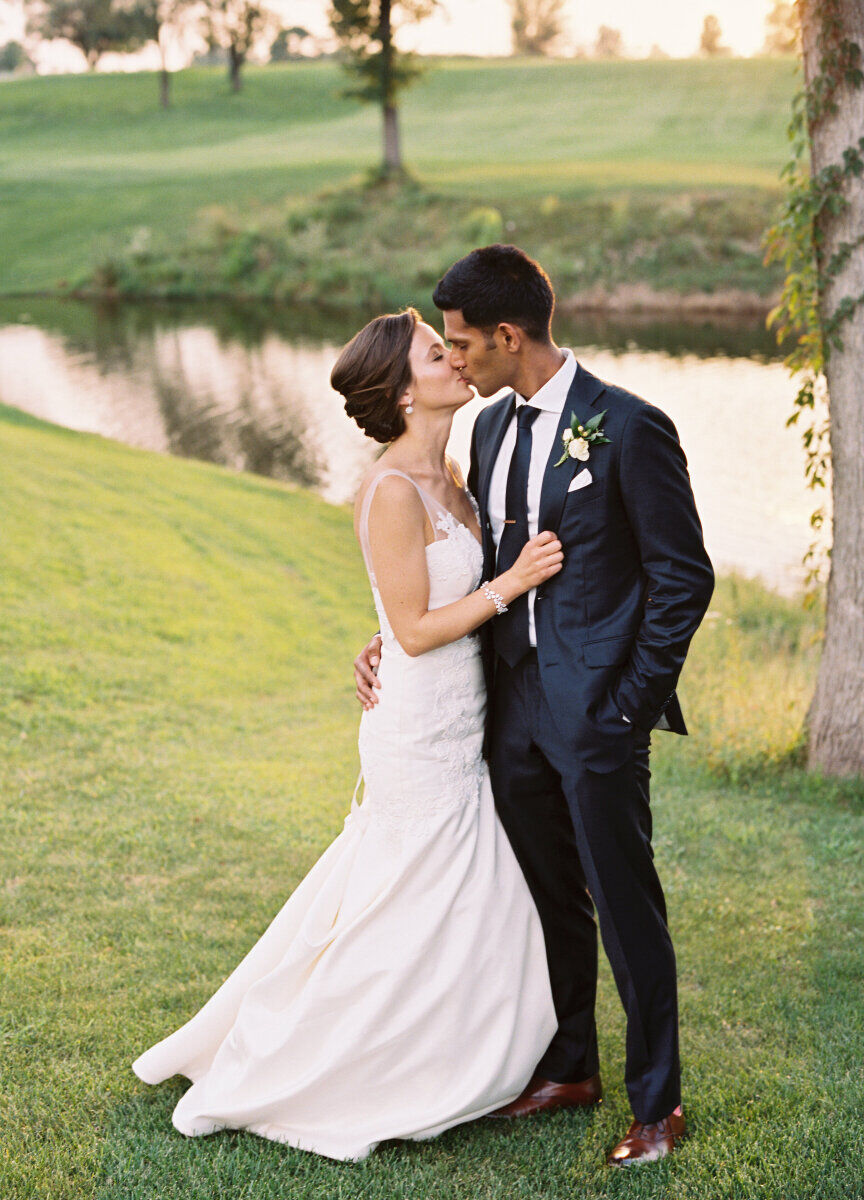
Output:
top-left (467, 362), bottom-right (715, 773)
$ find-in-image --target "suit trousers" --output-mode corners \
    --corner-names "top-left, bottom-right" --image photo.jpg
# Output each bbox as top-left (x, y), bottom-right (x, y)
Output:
top-left (488, 650), bottom-right (681, 1124)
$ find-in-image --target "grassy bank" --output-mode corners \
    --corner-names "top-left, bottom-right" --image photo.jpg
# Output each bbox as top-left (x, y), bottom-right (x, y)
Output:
top-left (84, 179), bottom-right (783, 314)
top-left (2, 405), bottom-right (861, 1199)
top-left (0, 58), bottom-right (797, 304)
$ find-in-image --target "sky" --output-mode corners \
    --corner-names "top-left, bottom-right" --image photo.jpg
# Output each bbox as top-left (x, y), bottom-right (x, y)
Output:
top-left (1, 0), bottom-right (781, 71)
top-left (359, 0), bottom-right (777, 59)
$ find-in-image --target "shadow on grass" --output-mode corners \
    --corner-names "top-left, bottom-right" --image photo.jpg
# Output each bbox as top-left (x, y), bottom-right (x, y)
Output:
top-left (96, 1088), bottom-right (609, 1200)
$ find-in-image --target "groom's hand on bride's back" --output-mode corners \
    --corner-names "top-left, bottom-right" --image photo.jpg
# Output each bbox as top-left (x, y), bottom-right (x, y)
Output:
top-left (354, 634), bottom-right (383, 709)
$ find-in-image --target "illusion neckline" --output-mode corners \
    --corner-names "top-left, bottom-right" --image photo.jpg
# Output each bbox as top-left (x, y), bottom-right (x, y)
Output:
top-left (425, 518), bottom-right (482, 553)
top-left (424, 489), bottom-right (483, 551)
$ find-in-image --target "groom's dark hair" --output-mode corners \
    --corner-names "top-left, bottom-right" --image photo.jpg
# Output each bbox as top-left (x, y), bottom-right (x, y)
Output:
top-left (432, 244), bottom-right (555, 343)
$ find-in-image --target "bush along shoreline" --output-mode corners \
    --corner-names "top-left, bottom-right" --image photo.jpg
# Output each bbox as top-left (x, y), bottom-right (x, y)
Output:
top-left (69, 180), bottom-right (784, 315)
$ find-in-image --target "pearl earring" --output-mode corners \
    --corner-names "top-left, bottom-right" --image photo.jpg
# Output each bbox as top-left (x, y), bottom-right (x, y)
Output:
top-left (405, 402), bottom-right (414, 414)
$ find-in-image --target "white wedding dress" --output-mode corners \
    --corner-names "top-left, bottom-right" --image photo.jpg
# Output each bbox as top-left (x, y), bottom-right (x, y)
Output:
top-left (132, 469), bottom-right (556, 1162)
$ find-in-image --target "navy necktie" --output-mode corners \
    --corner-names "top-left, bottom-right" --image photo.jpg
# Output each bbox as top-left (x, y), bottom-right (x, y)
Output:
top-left (493, 403), bottom-right (540, 668)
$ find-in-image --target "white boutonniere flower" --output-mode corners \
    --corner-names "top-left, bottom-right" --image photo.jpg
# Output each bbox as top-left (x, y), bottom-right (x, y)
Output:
top-left (554, 409), bottom-right (611, 467)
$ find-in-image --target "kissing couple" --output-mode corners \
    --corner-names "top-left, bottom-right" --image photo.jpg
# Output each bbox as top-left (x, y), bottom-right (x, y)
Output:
top-left (133, 245), bottom-right (715, 1168)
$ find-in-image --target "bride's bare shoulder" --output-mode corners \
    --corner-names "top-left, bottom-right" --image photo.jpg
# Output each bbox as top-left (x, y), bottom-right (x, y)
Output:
top-left (353, 465), bottom-right (424, 538)
top-left (355, 462), bottom-right (415, 510)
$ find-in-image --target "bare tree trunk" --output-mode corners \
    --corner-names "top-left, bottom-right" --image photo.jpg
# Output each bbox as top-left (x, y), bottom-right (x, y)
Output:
top-left (158, 32), bottom-right (170, 109)
top-left (801, 0), bottom-right (864, 776)
top-left (379, 0), bottom-right (402, 175)
top-left (229, 44), bottom-right (243, 92)
top-left (383, 104), bottom-right (401, 174)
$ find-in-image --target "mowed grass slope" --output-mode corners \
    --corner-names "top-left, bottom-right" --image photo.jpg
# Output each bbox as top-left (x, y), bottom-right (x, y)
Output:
top-left (2, 405), bottom-right (861, 1199)
top-left (0, 57), bottom-right (798, 292)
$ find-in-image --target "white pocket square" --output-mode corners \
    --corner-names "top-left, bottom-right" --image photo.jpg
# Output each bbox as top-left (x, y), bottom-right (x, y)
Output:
top-left (567, 468), bottom-right (593, 493)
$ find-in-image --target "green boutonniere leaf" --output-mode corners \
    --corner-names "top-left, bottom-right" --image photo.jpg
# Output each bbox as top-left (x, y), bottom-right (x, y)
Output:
top-left (583, 410), bottom-right (607, 433)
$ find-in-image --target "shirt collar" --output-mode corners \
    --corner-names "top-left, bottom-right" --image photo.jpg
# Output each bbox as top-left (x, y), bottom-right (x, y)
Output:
top-left (514, 348), bottom-right (577, 414)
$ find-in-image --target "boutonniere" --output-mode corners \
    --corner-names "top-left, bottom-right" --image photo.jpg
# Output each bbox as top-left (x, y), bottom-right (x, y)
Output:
top-left (554, 409), bottom-right (611, 467)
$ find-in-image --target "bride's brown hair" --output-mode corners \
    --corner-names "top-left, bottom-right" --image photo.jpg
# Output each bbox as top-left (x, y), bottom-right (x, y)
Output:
top-left (331, 308), bottom-right (420, 444)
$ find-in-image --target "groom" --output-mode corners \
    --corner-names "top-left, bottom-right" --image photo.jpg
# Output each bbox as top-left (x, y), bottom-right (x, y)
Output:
top-left (355, 245), bottom-right (714, 1166)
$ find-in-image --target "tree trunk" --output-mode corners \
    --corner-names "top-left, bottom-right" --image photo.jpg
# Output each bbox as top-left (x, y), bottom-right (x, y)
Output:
top-left (229, 44), bottom-right (243, 92)
top-left (801, 0), bottom-right (864, 776)
top-left (158, 31), bottom-right (170, 110)
top-left (383, 104), bottom-right (401, 174)
top-left (379, 0), bottom-right (401, 175)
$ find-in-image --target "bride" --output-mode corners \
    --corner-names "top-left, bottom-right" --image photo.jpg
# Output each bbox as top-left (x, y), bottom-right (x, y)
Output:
top-left (132, 307), bottom-right (563, 1162)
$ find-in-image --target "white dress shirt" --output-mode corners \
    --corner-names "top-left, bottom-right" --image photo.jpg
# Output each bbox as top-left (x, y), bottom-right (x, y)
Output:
top-left (488, 348), bottom-right (577, 645)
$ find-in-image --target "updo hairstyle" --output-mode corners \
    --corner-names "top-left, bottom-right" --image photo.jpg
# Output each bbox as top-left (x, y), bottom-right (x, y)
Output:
top-left (331, 307), bottom-right (420, 444)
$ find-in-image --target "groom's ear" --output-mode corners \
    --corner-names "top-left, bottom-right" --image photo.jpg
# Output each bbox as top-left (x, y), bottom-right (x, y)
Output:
top-left (496, 322), bottom-right (523, 354)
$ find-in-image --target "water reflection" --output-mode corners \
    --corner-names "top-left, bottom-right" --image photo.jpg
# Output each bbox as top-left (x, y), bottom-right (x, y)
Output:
top-left (0, 298), bottom-right (820, 594)
top-left (0, 296), bottom-right (787, 363)
top-left (0, 302), bottom-right (345, 496)
top-left (149, 326), bottom-right (322, 488)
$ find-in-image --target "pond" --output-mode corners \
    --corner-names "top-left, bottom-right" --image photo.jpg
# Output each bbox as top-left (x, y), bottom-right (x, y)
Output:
top-left (0, 298), bottom-right (821, 595)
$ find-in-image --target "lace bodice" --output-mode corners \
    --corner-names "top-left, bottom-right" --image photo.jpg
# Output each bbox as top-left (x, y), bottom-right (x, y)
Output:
top-left (358, 469), bottom-right (484, 655)
top-left (355, 468), bottom-right (487, 845)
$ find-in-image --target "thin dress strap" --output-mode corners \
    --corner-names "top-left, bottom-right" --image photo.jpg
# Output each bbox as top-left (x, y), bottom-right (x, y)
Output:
top-left (357, 469), bottom-right (447, 584)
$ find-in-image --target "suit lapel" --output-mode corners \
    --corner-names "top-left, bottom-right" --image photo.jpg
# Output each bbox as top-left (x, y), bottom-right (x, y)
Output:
top-left (538, 364), bottom-right (607, 533)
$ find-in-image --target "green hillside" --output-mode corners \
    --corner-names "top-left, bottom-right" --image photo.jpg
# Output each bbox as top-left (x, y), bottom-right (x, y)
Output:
top-left (0, 57), bottom-right (798, 295)
top-left (1, 404), bottom-right (862, 1199)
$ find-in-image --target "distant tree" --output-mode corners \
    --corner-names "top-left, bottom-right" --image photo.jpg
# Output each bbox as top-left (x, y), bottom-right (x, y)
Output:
top-left (510, 0), bottom-right (565, 57)
top-left (25, 0), bottom-right (144, 69)
top-left (126, 0), bottom-right (194, 107)
top-left (0, 40), bottom-right (34, 71)
top-left (594, 24), bottom-right (622, 59)
top-left (330, 0), bottom-right (439, 179)
top-left (204, 0), bottom-right (277, 91)
top-left (699, 14), bottom-right (730, 57)
top-left (270, 24), bottom-right (311, 61)
top-left (764, 1), bottom-right (799, 55)
top-left (648, 43), bottom-right (670, 60)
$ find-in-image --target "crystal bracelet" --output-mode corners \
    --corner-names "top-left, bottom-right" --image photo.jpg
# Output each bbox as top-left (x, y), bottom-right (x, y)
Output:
top-left (481, 582), bottom-right (508, 615)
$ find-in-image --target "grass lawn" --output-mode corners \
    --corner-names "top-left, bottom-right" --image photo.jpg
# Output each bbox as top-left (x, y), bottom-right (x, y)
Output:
top-left (0, 57), bottom-right (799, 295)
top-left (1, 403), bottom-right (861, 1199)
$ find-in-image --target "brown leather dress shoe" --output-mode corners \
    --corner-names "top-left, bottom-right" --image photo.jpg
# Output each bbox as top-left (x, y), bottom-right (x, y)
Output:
top-left (487, 1073), bottom-right (602, 1119)
top-left (606, 1111), bottom-right (687, 1166)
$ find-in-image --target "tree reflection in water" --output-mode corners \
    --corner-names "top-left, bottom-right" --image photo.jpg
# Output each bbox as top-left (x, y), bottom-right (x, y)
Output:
top-left (150, 326), bottom-right (322, 490)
